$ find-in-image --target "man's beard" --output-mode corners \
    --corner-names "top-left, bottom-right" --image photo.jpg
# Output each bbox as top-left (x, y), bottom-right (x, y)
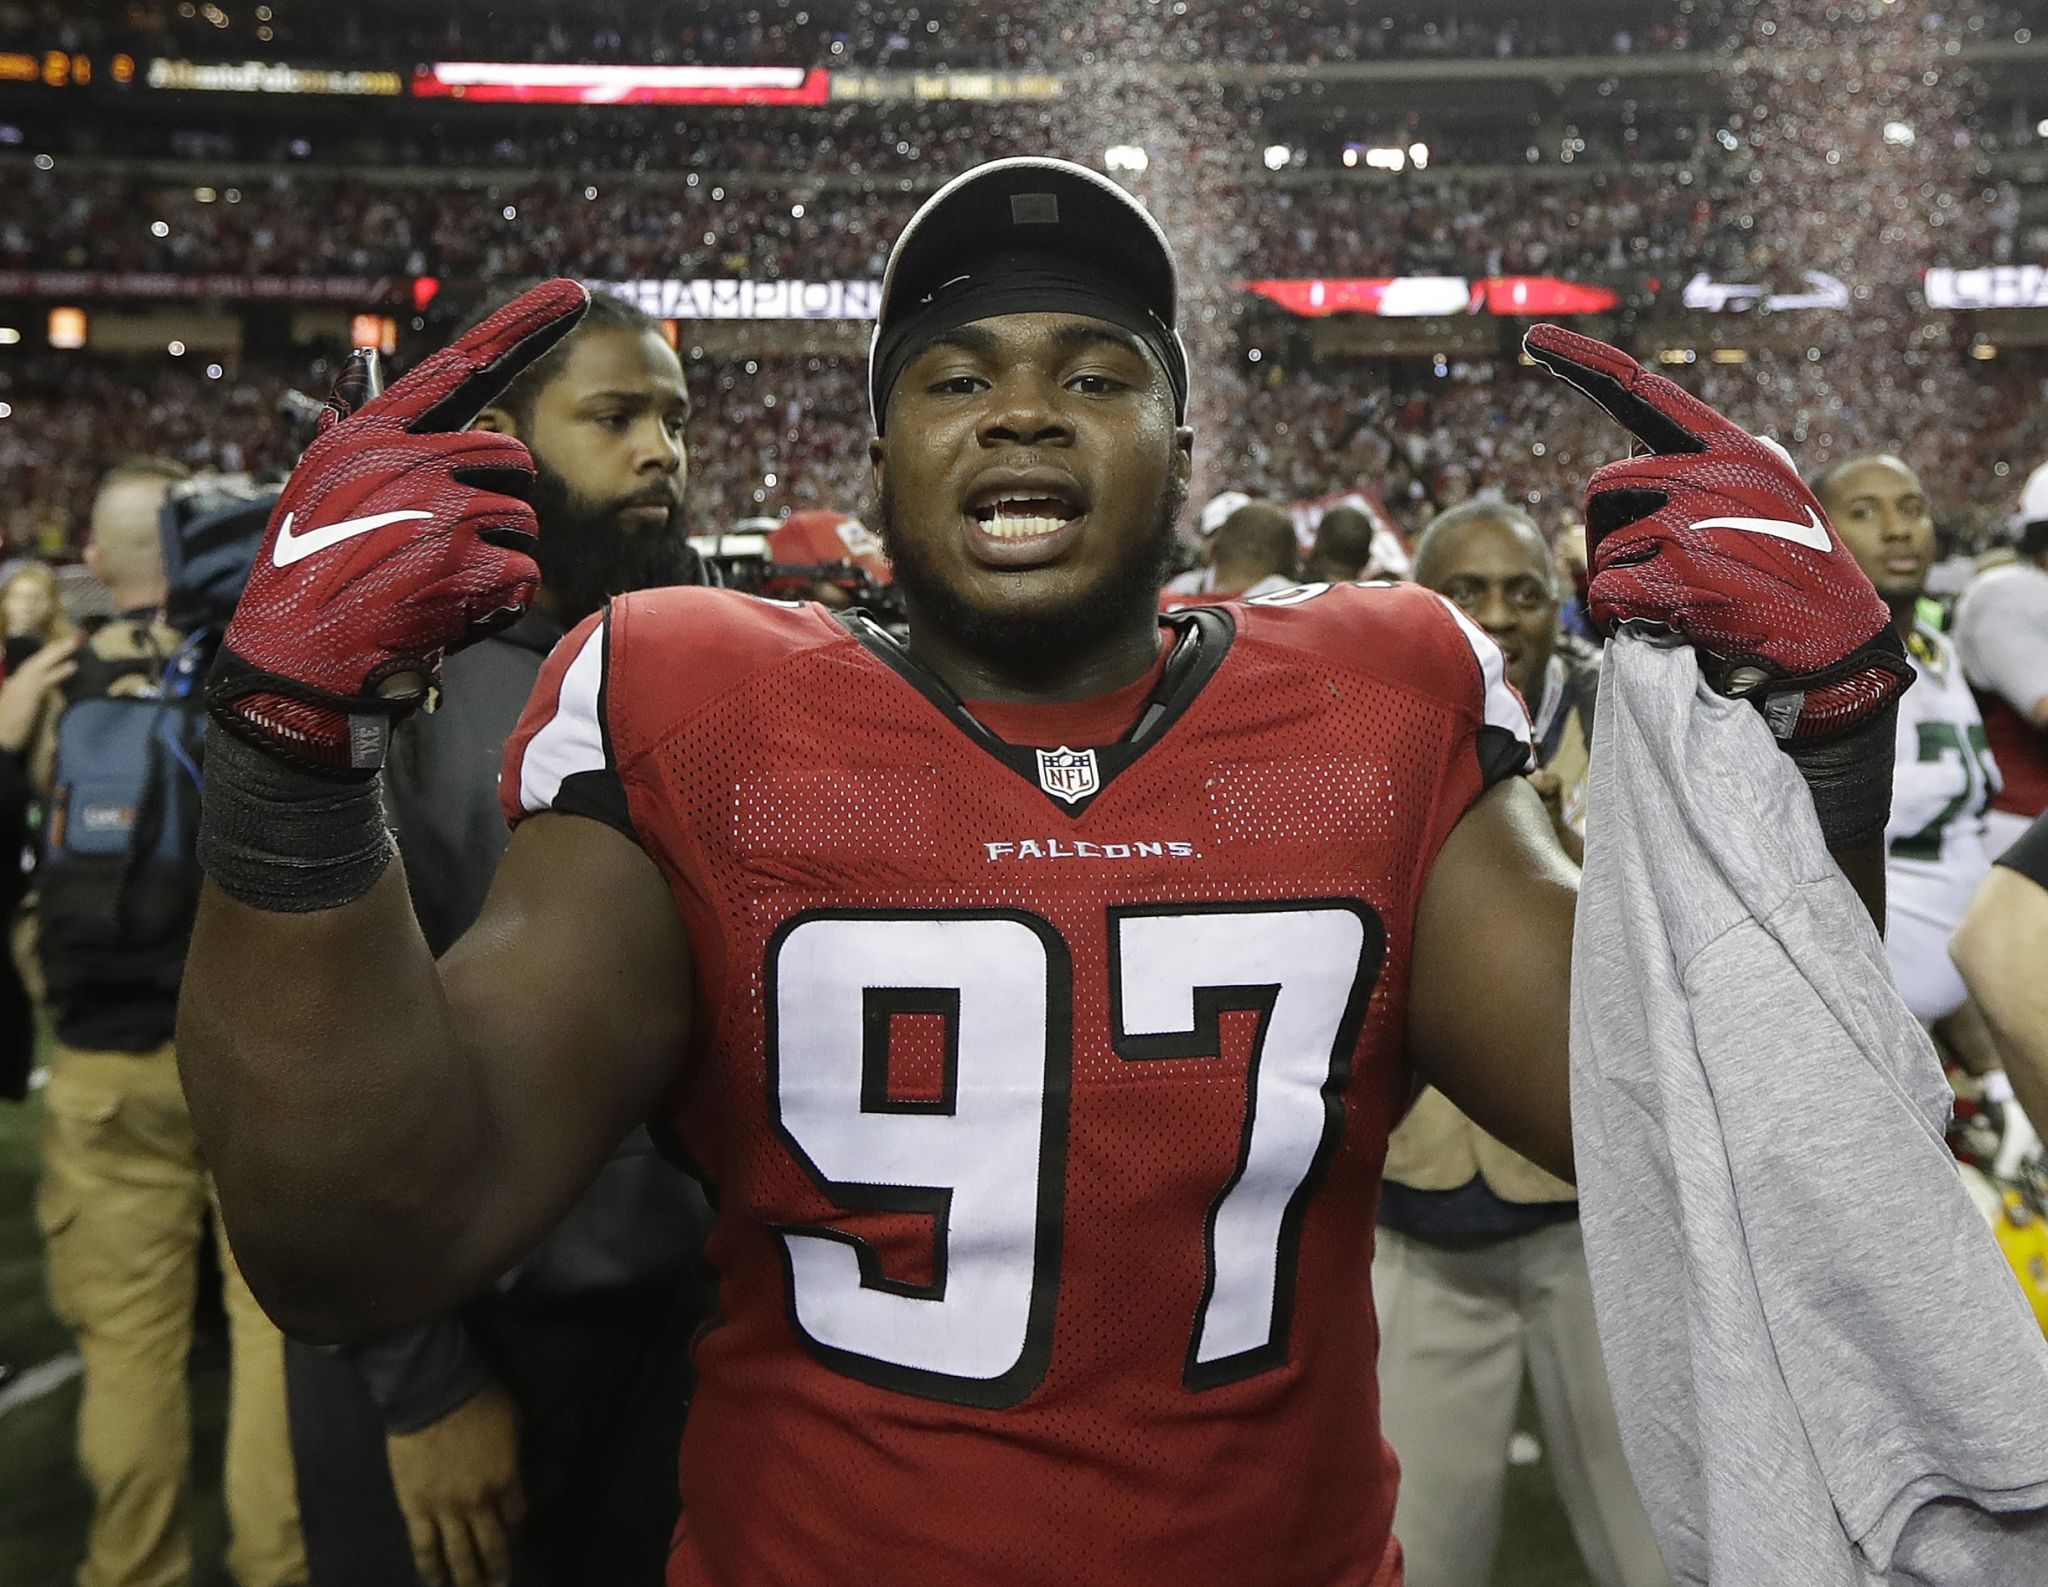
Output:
top-left (876, 473), bottom-right (1187, 678)
top-left (527, 463), bottom-right (700, 625)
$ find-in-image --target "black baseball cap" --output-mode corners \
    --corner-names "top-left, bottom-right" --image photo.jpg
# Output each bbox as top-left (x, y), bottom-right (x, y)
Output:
top-left (867, 156), bottom-right (1190, 431)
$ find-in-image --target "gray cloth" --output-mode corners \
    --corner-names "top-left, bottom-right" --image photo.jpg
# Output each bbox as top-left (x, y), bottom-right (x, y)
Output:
top-left (1569, 635), bottom-right (2048, 1587)
top-left (339, 609), bottom-right (713, 1433)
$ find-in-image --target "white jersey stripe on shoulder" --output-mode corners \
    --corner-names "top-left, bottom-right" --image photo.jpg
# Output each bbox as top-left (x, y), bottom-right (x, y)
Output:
top-left (1432, 593), bottom-right (1535, 749)
top-left (519, 619), bottom-right (610, 815)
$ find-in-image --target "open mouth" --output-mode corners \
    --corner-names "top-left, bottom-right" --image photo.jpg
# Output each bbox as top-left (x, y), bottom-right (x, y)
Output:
top-left (968, 494), bottom-right (1085, 539)
top-left (958, 473), bottom-right (1091, 569)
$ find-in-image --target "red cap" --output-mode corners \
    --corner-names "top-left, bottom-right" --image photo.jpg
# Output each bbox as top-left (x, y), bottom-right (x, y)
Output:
top-left (765, 511), bottom-right (892, 589)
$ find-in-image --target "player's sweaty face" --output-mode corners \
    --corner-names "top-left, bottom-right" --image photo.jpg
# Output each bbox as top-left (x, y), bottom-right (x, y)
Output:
top-left (872, 312), bottom-right (1190, 643)
top-left (1819, 456), bottom-right (1936, 604)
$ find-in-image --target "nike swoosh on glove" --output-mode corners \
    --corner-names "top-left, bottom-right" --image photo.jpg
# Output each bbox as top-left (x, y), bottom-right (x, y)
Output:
top-left (210, 278), bottom-right (589, 775)
top-left (1524, 323), bottom-right (1912, 742)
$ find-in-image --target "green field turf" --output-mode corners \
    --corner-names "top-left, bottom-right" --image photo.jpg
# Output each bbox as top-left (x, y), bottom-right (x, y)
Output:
top-left (0, 1081), bottom-right (1594, 1587)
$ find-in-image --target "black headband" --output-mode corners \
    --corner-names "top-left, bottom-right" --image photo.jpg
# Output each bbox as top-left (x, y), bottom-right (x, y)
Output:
top-left (870, 251), bottom-right (1189, 433)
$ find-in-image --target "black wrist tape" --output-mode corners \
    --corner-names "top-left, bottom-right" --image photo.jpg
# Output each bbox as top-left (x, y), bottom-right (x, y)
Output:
top-left (198, 726), bottom-right (396, 913)
top-left (1781, 701), bottom-right (1899, 852)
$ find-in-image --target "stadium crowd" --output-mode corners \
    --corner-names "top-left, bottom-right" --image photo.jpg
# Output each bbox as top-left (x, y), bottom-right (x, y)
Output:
top-left (14, 110), bottom-right (1705, 176)
top-left (4, 0), bottom-right (1711, 70)
top-left (5, 342), bottom-right (2044, 559)
top-left (38, 110), bottom-right (2048, 183)
top-left (8, 161), bottom-right (2026, 287)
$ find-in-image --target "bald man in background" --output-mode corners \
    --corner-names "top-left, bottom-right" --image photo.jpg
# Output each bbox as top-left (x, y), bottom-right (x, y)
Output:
top-left (34, 459), bottom-right (306, 1587)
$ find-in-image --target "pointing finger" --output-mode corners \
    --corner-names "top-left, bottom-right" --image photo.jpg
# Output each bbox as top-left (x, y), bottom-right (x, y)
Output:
top-left (362, 278), bottom-right (590, 438)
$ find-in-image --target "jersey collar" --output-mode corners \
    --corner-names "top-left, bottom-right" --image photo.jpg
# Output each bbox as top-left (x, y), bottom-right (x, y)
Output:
top-left (838, 606), bottom-right (1234, 818)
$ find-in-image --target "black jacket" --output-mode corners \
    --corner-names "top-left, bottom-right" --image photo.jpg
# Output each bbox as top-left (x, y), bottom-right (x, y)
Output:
top-left (340, 609), bottom-right (712, 1432)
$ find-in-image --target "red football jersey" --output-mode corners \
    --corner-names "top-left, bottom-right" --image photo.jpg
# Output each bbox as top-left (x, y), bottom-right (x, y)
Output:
top-left (502, 581), bottom-right (1531, 1587)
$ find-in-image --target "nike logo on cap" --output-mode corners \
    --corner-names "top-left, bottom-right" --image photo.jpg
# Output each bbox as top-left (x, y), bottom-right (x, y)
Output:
top-left (1690, 506), bottom-right (1833, 552)
top-left (272, 508), bottom-right (432, 568)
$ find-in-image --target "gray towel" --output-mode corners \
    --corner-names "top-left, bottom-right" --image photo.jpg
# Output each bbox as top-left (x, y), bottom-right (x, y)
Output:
top-left (1569, 635), bottom-right (2048, 1585)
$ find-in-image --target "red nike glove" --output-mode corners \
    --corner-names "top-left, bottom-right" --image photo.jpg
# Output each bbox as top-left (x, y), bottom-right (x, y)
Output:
top-left (1524, 324), bottom-right (1911, 742)
top-left (210, 278), bottom-right (588, 774)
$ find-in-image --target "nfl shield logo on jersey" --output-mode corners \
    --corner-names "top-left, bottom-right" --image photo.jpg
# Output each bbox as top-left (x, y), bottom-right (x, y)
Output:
top-left (1036, 746), bottom-right (1100, 805)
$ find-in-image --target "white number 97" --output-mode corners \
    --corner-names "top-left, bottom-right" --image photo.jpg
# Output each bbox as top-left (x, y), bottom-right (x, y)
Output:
top-left (768, 902), bottom-right (1382, 1407)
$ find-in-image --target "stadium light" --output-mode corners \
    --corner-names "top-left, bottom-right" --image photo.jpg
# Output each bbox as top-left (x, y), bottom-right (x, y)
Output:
top-left (1657, 348), bottom-right (1698, 366)
top-left (1343, 148), bottom-right (1359, 168)
top-left (351, 314), bottom-right (398, 354)
top-left (1365, 147), bottom-right (1407, 172)
top-left (2037, 118), bottom-right (2048, 138)
top-left (1972, 341), bottom-right (1999, 361)
top-left (1104, 145), bottom-right (1148, 174)
top-left (1883, 121), bottom-right (1916, 147)
top-left (1263, 144), bottom-right (1292, 171)
top-left (1408, 142), bottom-right (1430, 170)
top-left (0, 327), bottom-right (18, 345)
top-left (47, 306), bottom-right (85, 349)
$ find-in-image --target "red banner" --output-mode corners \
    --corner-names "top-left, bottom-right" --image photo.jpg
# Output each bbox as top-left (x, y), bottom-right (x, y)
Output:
top-left (1476, 276), bottom-right (1622, 317)
top-left (411, 63), bottom-right (829, 105)
top-left (1243, 276), bottom-right (1620, 319)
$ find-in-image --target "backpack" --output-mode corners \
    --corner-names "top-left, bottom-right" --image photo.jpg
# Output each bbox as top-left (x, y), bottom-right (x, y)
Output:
top-left (34, 475), bottom-right (275, 1005)
top-left (35, 627), bottom-right (211, 1007)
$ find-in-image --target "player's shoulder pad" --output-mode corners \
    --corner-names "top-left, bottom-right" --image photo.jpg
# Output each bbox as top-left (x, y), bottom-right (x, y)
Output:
top-left (1233, 580), bottom-right (1467, 676)
top-left (605, 587), bottom-right (848, 738)
top-left (1233, 580), bottom-right (1534, 744)
top-left (501, 590), bottom-right (847, 831)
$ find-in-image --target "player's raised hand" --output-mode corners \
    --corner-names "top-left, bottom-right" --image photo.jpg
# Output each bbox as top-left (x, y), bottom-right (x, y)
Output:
top-left (1524, 323), bottom-right (1910, 742)
top-left (209, 277), bottom-right (589, 774)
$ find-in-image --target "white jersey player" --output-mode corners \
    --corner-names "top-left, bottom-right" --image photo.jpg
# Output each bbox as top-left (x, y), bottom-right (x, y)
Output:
top-left (1887, 619), bottom-right (2000, 1019)
top-left (1816, 455), bottom-right (2000, 1022)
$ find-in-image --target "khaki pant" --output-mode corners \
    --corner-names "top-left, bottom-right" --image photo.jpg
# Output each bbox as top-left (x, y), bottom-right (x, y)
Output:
top-left (1374, 1219), bottom-right (1669, 1587)
top-left (36, 1041), bottom-right (306, 1587)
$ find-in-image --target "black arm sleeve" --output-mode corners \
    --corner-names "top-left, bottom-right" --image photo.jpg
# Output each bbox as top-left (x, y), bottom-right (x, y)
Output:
top-left (1997, 811), bottom-right (2048, 892)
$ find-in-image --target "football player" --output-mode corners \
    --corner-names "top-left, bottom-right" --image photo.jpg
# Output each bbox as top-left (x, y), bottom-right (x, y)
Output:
top-left (1813, 453), bottom-right (2000, 1025)
top-left (1812, 453), bottom-right (2034, 1174)
top-left (178, 159), bottom-right (1907, 1587)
